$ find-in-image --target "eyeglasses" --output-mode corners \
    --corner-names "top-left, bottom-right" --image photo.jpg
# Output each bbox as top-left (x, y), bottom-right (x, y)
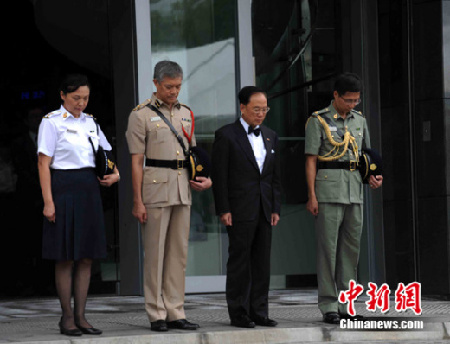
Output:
top-left (251, 107), bottom-right (270, 114)
top-left (339, 96), bottom-right (361, 105)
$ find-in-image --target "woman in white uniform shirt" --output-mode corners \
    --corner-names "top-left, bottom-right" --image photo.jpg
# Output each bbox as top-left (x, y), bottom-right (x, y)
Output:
top-left (38, 74), bottom-right (119, 336)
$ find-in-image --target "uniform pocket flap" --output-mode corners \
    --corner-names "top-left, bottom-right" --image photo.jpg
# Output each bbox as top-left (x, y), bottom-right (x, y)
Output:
top-left (144, 169), bottom-right (169, 184)
top-left (351, 129), bottom-right (363, 137)
top-left (316, 169), bottom-right (340, 181)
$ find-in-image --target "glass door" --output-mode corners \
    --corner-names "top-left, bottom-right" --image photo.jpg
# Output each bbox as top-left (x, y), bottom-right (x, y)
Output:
top-left (251, 0), bottom-right (343, 288)
top-left (150, 0), bottom-right (238, 292)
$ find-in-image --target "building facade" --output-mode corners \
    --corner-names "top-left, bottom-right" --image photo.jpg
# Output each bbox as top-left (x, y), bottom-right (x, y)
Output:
top-left (1, 0), bottom-right (448, 299)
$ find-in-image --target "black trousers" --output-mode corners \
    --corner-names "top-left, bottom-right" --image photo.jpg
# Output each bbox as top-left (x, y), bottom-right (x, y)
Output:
top-left (225, 207), bottom-right (272, 320)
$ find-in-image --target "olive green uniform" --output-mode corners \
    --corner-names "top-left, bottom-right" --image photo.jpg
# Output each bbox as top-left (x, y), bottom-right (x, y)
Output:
top-left (305, 101), bottom-right (370, 315)
top-left (126, 93), bottom-right (195, 322)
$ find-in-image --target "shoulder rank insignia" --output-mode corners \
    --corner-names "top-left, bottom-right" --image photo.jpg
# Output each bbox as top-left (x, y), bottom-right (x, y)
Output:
top-left (85, 113), bottom-right (97, 120)
top-left (42, 110), bottom-right (61, 119)
top-left (313, 108), bottom-right (330, 116)
top-left (133, 99), bottom-right (151, 111)
top-left (351, 109), bottom-right (365, 117)
top-left (180, 103), bottom-right (191, 111)
top-left (311, 107), bottom-right (330, 118)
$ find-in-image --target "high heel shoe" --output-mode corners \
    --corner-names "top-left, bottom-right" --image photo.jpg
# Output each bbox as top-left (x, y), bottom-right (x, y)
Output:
top-left (75, 322), bottom-right (103, 335)
top-left (58, 318), bottom-right (82, 336)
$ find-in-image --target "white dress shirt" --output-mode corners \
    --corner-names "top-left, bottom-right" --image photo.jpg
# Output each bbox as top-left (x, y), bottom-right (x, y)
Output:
top-left (240, 117), bottom-right (266, 173)
top-left (37, 105), bottom-right (112, 170)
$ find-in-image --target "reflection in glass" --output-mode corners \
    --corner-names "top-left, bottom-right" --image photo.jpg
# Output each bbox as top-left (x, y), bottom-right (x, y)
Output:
top-left (252, 0), bottom-right (340, 287)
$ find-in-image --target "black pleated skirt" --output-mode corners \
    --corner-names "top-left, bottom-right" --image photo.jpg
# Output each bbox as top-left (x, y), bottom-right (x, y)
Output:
top-left (42, 168), bottom-right (106, 261)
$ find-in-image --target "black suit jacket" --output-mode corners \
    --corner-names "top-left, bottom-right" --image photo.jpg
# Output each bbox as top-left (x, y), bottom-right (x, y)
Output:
top-left (211, 120), bottom-right (281, 223)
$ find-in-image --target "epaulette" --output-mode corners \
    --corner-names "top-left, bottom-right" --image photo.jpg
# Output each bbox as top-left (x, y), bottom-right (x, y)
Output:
top-left (180, 103), bottom-right (191, 111)
top-left (85, 113), bottom-right (97, 121)
top-left (42, 110), bottom-right (61, 119)
top-left (133, 99), bottom-right (151, 111)
top-left (311, 107), bottom-right (330, 117)
top-left (351, 109), bottom-right (365, 118)
top-left (306, 108), bottom-right (329, 128)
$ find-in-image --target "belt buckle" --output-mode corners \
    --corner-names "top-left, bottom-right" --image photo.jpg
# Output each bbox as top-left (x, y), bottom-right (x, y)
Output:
top-left (349, 161), bottom-right (357, 171)
top-left (177, 159), bottom-right (184, 170)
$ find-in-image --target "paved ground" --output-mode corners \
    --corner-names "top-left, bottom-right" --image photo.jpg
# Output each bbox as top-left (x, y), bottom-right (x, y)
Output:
top-left (1, 289), bottom-right (450, 343)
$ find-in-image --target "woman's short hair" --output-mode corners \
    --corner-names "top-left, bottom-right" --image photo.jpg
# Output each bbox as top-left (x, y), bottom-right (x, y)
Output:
top-left (60, 74), bottom-right (90, 96)
top-left (238, 86), bottom-right (267, 105)
top-left (153, 61), bottom-right (183, 83)
top-left (334, 73), bottom-right (362, 95)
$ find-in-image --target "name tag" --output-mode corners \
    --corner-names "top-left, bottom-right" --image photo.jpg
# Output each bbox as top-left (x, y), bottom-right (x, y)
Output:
top-left (151, 117), bottom-right (162, 122)
top-left (67, 129), bottom-right (78, 133)
top-left (329, 126), bottom-right (337, 132)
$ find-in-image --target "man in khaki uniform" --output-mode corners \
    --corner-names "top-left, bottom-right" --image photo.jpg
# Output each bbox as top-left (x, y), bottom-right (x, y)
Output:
top-left (305, 73), bottom-right (382, 324)
top-left (126, 61), bottom-right (211, 332)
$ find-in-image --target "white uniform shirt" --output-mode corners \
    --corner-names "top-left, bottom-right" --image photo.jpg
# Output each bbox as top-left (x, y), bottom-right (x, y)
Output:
top-left (240, 117), bottom-right (266, 173)
top-left (37, 106), bottom-right (112, 170)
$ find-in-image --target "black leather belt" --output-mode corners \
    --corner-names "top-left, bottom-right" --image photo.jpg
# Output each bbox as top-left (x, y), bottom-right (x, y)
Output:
top-left (317, 161), bottom-right (359, 171)
top-left (146, 158), bottom-right (189, 170)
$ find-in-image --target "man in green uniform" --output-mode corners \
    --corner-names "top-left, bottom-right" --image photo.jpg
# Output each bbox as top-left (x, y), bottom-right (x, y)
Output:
top-left (305, 73), bottom-right (383, 324)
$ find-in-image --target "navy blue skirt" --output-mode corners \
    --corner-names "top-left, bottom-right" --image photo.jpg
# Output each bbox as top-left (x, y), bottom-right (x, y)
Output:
top-left (42, 168), bottom-right (106, 261)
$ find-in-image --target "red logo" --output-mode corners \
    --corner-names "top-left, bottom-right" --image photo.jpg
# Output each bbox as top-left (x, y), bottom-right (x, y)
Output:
top-left (338, 280), bottom-right (364, 316)
top-left (366, 282), bottom-right (390, 313)
top-left (339, 280), bottom-right (422, 315)
top-left (395, 282), bottom-right (422, 315)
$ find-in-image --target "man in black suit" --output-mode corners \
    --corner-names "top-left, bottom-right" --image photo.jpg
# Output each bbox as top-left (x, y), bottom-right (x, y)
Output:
top-left (211, 86), bottom-right (281, 328)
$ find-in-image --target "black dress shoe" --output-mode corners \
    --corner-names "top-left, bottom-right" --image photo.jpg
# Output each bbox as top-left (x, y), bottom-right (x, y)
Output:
top-left (323, 312), bottom-right (340, 324)
top-left (58, 319), bottom-right (82, 336)
top-left (230, 315), bottom-right (256, 328)
top-left (251, 315), bottom-right (278, 327)
top-left (151, 320), bottom-right (168, 332)
top-left (167, 319), bottom-right (199, 330)
top-left (75, 323), bottom-right (103, 335)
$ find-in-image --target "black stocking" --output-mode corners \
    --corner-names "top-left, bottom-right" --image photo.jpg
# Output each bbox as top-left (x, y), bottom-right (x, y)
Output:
top-left (73, 258), bottom-right (93, 328)
top-left (55, 260), bottom-right (76, 329)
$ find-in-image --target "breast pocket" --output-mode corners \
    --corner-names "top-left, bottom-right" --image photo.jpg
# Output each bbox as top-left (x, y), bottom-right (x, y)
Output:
top-left (322, 129), bottom-right (342, 145)
top-left (181, 121), bottom-right (191, 135)
top-left (145, 122), bottom-right (171, 158)
top-left (59, 127), bottom-right (80, 145)
top-left (352, 129), bottom-right (363, 151)
top-left (142, 168), bottom-right (169, 205)
top-left (148, 120), bottom-right (168, 143)
top-left (86, 131), bottom-right (99, 149)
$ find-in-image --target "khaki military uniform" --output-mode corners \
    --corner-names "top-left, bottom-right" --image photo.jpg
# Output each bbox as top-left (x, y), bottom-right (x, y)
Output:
top-left (126, 93), bottom-right (195, 322)
top-left (305, 101), bottom-right (370, 315)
